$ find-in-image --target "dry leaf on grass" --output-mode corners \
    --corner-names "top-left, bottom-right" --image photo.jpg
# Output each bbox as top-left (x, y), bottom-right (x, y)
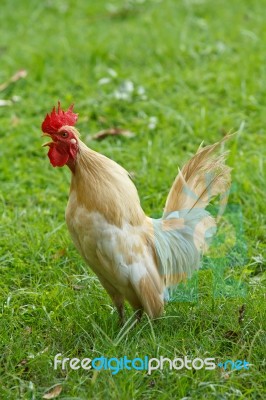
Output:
top-left (0, 69), bottom-right (27, 92)
top-left (24, 326), bottom-right (32, 334)
top-left (238, 304), bottom-right (245, 325)
top-left (17, 359), bottom-right (28, 367)
top-left (0, 99), bottom-right (12, 106)
top-left (52, 249), bottom-right (66, 259)
top-left (222, 370), bottom-right (230, 379)
top-left (71, 284), bottom-right (85, 291)
top-left (43, 384), bottom-right (62, 399)
top-left (91, 128), bottom-right (135, 140)
top-left (0, 96), bottom-right (22, 107)
top-left (224, 330), bottom-right (239, 340)
top-left (11, 115), bottom-right (21, 126)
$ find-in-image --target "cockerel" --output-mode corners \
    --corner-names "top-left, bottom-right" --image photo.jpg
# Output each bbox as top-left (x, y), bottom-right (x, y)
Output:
top-left (41, 103), bottom-right (231, 324)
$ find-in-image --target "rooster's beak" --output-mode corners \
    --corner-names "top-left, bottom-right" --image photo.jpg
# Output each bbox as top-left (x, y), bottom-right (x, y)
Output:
top-left (42, 133), bottom-right (53, 147)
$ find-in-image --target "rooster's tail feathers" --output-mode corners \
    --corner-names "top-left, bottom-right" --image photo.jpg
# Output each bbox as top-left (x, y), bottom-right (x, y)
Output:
top-left (164, 135), bottom-right (232, 217)
top-left (150, 135), bottom-right (232, 288)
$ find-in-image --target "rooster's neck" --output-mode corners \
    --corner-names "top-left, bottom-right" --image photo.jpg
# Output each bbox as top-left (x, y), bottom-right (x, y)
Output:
top-left (69, 140), bottom-right (145, 227)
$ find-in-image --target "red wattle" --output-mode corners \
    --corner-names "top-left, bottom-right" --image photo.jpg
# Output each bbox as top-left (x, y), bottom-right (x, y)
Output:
top-left (48, 144), bottom-right (69, 167)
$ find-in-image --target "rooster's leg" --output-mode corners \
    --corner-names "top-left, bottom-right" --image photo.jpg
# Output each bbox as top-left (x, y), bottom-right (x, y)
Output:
top-left (116, 301), bottom-right (125, 326)
top-left (136, 309), bottom-right (143, 322)
top-left (97, 274), bottom-right (125, 325)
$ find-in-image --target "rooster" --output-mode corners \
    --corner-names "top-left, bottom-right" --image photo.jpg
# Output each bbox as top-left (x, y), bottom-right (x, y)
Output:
top-left (41, 103), bottom-right (231, 324)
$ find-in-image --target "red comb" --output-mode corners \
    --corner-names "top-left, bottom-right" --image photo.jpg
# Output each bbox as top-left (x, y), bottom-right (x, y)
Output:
top-left (41, 102), bottom-right (78, 134)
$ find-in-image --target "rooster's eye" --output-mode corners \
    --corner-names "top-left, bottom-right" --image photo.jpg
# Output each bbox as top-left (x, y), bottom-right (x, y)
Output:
top-left (61, 132), bottom-right (68, 138)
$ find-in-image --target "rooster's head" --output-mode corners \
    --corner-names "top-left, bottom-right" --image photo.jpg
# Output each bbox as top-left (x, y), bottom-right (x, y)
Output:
top-left (41, 102), bottom-right (79, 168)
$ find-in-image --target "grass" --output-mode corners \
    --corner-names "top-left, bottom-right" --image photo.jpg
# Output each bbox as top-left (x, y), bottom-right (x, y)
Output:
top-left (0, 0), bottom-right (265, 398)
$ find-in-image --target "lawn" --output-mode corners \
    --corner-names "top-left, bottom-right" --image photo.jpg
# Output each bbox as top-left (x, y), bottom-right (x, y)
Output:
top-left (0, 0), bottom-right (265, 398)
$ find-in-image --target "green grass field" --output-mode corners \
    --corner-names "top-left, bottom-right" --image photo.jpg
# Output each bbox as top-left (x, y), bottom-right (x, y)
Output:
top-left (0, 0), bottom-right (265, 398)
